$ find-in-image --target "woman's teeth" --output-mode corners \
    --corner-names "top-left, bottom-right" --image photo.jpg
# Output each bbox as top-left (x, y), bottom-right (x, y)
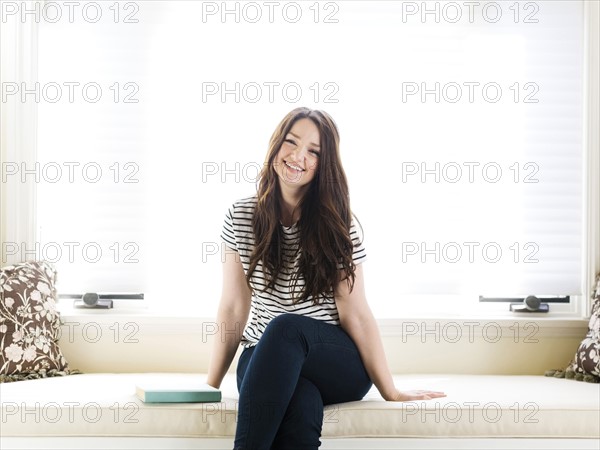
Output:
top-left (285, 161), bottom-right (303, 172)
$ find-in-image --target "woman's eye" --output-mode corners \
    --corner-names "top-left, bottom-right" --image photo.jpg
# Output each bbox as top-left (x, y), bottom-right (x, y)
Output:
top-left (284, 139), bottom-right (296, 145)
top-left (310, 150), bottom-right (320, 157)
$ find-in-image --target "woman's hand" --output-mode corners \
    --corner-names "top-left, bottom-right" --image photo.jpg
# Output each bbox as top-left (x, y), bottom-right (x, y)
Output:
top-left (384, 388), bottom-right (447, 402)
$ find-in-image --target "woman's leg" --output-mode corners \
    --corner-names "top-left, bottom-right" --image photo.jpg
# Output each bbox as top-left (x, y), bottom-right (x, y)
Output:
top-left (233, 313), bottom-right (372, 450)
top-left (270, 376), bottom-right (323, 450)
top-left (239, 357), bottom-right (325, 450)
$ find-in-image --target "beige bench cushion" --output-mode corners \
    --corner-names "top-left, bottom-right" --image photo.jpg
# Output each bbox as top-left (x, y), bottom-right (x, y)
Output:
top-left (1, 373), bottom-right (598, 438)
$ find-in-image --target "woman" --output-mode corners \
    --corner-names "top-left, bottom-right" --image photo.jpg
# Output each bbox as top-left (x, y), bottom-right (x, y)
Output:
top-left (207, 107), bottom-right (446, 449)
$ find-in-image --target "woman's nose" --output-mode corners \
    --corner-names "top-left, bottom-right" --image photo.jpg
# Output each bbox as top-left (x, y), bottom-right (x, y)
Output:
top-left (291, 145), bottom-right (308, 159)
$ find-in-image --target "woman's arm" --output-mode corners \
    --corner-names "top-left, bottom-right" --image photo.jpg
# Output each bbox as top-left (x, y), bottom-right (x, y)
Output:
top-left (335, 264), bottom-right (446, 401)
top-left (206, 246), bottom-right (252, 389)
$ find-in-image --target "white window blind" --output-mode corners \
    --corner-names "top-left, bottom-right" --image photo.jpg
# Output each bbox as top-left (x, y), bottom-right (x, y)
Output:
top-left (30, 0), bottom-right (585, 316)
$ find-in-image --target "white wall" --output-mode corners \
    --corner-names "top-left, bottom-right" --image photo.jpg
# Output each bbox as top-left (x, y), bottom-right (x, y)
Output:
top-left (57, 315), bottom-right (587, 375)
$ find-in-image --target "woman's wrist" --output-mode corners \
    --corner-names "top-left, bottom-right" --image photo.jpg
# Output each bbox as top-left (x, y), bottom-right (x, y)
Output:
top-left (206, 376), bottom-right (221, 389)
top-left (380, 385), bottom-right (399, 401)
top-left (206, 367), bottom-right (224, 389)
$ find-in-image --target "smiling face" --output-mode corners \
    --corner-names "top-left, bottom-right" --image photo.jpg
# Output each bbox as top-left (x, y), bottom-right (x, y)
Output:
top-left (273, 118), bottom-right (321, 191)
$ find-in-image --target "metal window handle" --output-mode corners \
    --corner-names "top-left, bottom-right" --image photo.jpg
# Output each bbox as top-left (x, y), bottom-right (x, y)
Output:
top-left (74, 292), bottom-right (113, 309)
top-left (524, 295), bottom-right (541, 311)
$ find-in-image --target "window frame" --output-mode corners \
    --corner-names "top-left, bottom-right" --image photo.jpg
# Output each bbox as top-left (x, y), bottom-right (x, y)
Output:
top-left (1, 0), bottom-right (598, 321)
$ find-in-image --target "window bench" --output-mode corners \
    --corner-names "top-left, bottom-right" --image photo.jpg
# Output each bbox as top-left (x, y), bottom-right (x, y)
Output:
top-left (1, 372), bottom-right (598, 449)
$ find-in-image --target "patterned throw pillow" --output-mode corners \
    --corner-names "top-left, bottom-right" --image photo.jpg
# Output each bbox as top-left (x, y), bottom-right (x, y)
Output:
top-left (546, 273), bottom-right (600, 383)
top-left (570, 274), bottom-right (600, 379)
top-left (0, 260), bottom-right (71, 378)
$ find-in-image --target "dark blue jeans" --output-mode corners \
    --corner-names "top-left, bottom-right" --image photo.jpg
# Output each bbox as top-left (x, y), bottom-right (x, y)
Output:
top-left (233, 313), bottom-right (373, 450)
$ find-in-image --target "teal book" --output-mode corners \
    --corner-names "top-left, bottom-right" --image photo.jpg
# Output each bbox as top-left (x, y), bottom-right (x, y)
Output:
top-left (135, 381), bottom-right (222, 403)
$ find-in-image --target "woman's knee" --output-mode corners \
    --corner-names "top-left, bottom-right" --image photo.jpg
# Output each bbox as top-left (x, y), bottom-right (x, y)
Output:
top-left (263, 313), bottom-right (349, 349)
top-left (268, 312), bottom-right (313, 328)
top-left (262, 313), bottom-right (315, 342)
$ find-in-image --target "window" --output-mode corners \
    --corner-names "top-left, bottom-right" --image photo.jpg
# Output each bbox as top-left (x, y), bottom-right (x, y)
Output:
top-left (2, 1), bottom-right (596, 317)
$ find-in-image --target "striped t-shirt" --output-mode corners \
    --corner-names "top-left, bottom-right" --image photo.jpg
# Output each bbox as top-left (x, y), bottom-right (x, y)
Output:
top-left (220, 195), bottom-right (367, 348)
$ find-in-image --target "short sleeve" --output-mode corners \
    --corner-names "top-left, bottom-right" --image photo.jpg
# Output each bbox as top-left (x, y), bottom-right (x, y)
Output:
top-left (220, 205), bottom-right (237, 251)
top-left (349, 215), bottom-right (367, 266)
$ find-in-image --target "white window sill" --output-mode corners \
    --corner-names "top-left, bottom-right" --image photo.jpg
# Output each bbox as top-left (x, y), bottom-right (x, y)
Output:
top-left (56, 303), bottom-right (590, 339)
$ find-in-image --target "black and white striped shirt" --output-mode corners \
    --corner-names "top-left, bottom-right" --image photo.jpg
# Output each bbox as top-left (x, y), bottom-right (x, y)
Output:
top-left (220, 195), bottom-right (367, 348)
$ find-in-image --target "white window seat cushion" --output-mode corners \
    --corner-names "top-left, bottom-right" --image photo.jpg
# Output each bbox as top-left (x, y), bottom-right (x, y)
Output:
top-left (1, 373), bottom-right (598, 439)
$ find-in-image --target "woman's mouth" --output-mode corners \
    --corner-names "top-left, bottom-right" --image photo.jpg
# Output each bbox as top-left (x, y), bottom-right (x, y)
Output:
top-left (284, 161), bottom-right (304, 172)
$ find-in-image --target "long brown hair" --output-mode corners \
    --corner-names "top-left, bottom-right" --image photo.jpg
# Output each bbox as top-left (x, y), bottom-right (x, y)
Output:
top-left (247, 107), bottom-right (361, 304)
